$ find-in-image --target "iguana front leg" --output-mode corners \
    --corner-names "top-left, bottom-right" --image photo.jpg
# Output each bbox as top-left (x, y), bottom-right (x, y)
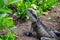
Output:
top-left (24, 23), bottom-right (34, 36)
top-left (24, 22), bottom-right (38, 36)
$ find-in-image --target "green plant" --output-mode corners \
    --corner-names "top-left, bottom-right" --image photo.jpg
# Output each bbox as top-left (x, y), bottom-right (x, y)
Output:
top-left (0, 0), bottom-right (18, 40)
top-left (0, 0), bottom-right (14, 30)
top-left (37, 0), bottom-right (56, 11)
top-left (3, 0), bottom-right (56, 20)
top-left (0, 30), bottom-right (15, 40)
top-left (13, 0), bottom-right (56, 19)
top-left (14, 0), bottom-right (32, 19)
top-left (0, 13), bottom-right (14, 30)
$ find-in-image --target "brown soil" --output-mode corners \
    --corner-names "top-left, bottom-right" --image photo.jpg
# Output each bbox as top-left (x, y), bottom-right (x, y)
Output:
top-left (13, 20), bottom-right (38, 40)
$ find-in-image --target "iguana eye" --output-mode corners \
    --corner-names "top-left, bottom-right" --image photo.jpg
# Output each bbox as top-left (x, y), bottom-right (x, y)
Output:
top-left (28, 10), bottom-right (33, 13)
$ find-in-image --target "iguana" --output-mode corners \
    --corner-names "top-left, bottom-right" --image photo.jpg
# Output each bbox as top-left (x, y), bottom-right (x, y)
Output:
top-left (24, 8), bottom-right (60, 40)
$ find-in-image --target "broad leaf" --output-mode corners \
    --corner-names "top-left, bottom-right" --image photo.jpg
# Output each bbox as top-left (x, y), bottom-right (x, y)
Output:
top-left (0, 0), bottom-right (4, 8)
top-left (0, 8), bottom-right (12, 13)
top-left (8, 0), bottom-right (21, 5)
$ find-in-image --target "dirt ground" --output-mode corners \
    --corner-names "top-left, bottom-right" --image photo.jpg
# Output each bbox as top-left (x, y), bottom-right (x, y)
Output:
top-left (13, 20), bottom-right (38, 40)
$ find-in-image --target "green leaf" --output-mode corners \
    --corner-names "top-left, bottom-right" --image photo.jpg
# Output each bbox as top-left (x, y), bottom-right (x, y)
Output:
top-left (32, 0), bottom-right (36, 3)
top-left (6, 18), bottom-right (13, 28)
top-left (6, 30), bottom-right (15, 40)
top-left (0, 8), bottom-right (12, 13)
top-left (0, 38), bottom-right (2, 40)
top-left (0, 0), bottom-right (4, 8)
top-left (8, 0), bottom-right (21, 5)
top-left (0, 30), bottom-right (15, 40)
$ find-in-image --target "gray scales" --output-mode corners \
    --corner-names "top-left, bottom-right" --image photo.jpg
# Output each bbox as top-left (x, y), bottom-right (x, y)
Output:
top-left (24, 8), bottom-right (60, 40)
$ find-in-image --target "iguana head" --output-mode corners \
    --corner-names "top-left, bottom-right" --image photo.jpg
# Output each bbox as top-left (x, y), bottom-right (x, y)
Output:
top-left (26, 8), bottom-right (38, 22)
